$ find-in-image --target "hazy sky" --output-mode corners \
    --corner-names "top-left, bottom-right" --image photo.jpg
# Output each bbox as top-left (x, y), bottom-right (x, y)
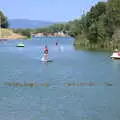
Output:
top-left (0, 0), bottom-right (102, 22)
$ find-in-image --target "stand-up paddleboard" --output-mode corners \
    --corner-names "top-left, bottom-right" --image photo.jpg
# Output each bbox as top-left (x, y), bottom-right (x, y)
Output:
top-left (40, 57), bottom-right (53, 63)
top-left (40, 60), bottom-right (53, 62)
top-left (40, 60), bottom-right (53, 63)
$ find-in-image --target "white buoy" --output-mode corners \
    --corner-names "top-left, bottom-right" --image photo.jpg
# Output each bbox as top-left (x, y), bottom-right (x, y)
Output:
top-left (60, 46), bottom-right (64, 52)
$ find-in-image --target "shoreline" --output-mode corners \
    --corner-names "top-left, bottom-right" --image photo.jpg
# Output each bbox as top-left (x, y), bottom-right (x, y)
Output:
top-left (32, 32), bottom-right (70, 37)
top-left (74, 42), bottom-right (120, 52)
top-left (0, 38), bottom-right (25, 41)
top-left (0, 28), bottom-right (26, 40)
top-left (32, 35), bottom-right (71, 38)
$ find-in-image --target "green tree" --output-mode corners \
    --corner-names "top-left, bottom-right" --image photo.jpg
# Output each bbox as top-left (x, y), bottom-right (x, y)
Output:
top-left (87, 22), bottom-right (98, 43)
top-left (13, 28), bottom-right (31, 38)
top-left (0, 10), bottom-right (9, 28)
top-left (106, 0), bottom-right (120, 26)
top-left (85, 2), bottom-right (106, 29)
top-left (97, 14), bottom-right (106, 42)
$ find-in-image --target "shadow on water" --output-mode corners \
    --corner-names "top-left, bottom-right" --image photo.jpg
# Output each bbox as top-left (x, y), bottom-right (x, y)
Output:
top-left (73, 44), bottom-right (113, 52)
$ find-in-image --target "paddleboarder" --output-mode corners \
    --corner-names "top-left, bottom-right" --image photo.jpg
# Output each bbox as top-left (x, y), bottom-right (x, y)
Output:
top-left (55, 40), bottom-right (58, 46)
top-left (43, 45), bottom-right (48, 61)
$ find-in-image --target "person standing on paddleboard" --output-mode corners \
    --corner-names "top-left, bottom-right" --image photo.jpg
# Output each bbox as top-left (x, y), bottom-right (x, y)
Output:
top-left (55, 40), bottom-right (58, 46)
top-left (44, 45), bottom-right (48, 61)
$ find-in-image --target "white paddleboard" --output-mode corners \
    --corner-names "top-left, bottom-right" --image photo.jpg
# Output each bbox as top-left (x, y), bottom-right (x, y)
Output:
top-left (40, 60), bottom-right (53, 62)
top-left (40, 57), bottom-right (53, 62)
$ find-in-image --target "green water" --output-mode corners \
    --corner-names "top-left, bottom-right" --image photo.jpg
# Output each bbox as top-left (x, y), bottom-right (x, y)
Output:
top-left (0, 37), bottom-right (120, 120)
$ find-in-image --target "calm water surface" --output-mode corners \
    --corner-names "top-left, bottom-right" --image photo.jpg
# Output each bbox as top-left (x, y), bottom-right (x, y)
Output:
top-left (0, 37), bottom-right (120, 120)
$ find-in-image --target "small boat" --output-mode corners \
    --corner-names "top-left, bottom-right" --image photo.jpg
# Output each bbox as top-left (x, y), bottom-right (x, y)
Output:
top-left (16, 42), bottom-right (24, 47)
top-left (110, 49), bottom-right (120, 59)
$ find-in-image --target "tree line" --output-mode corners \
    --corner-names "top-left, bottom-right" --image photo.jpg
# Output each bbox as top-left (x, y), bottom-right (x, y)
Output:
top-left (71, 0), bottom-right (120, 47)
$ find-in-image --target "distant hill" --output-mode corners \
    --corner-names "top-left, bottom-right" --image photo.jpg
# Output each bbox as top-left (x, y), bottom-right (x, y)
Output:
top-left (8, 19), bottom-right (56, 29)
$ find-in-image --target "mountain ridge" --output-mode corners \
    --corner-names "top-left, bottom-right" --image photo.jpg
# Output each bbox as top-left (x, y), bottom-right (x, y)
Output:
top-left (8, 19), bottom-right (63, 29)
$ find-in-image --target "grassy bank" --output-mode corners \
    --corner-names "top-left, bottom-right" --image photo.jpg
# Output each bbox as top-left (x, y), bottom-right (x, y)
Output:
top-left (0, 28), bottom-right (26, 40)
top-left (74, 38), bottom-right (120, 52)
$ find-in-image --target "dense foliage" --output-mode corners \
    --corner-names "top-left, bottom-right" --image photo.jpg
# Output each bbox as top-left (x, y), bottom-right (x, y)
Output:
top-left (69, 0), bottom-right (120, 46)
top-left (0, 10), bottom-right (9, 28)
top-left (13, 28), bottom-right (32, 38)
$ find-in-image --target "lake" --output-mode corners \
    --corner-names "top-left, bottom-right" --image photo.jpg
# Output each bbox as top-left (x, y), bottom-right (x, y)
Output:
top-left (0, 37), bottom-right (120, 120)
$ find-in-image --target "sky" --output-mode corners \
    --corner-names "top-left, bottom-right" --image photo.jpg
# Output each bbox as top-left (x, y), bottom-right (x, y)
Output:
top-left (0, 0), bottom-right (103, 22)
